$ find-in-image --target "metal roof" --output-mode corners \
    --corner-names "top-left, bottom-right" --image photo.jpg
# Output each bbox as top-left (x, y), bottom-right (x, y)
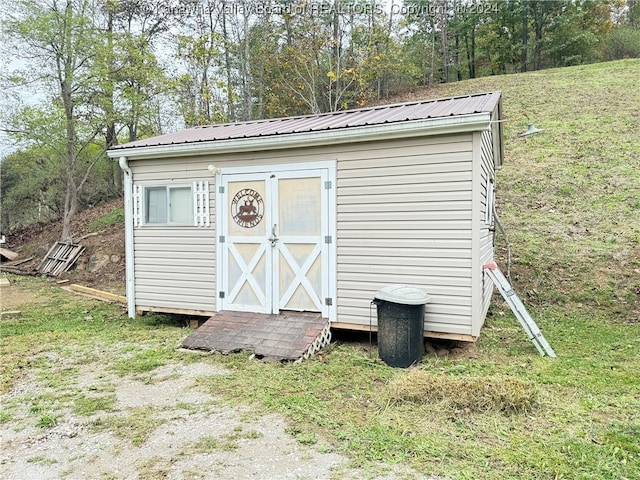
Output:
top-left (111, 91), bottom-right (501, 151)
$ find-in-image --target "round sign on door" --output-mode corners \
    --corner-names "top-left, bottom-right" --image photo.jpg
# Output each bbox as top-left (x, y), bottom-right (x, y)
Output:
top-left (231, 188), bottom-right (264, 228)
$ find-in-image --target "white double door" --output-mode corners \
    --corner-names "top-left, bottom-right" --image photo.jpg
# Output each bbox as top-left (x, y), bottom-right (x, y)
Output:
top-left (219, 166), bottom-right (333, 318)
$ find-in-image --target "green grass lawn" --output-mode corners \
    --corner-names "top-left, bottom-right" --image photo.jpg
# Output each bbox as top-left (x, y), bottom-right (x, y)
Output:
top-left (2, 276), bottom-right (638, 479)
top-left (2, 60), bottom-right (639, 480)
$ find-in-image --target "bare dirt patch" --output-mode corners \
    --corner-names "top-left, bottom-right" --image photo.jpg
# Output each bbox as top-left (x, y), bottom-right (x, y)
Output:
top-left (0, 283), bottom-right (48, 311)
top-left (3, 198), bottom-right (127, 296)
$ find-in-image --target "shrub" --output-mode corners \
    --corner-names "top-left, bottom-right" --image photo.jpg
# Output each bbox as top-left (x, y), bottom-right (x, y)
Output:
top-left (601, 26), bottom-right (640, 60)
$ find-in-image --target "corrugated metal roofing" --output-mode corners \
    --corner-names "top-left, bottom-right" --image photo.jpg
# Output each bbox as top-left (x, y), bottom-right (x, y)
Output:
top-left (112, 91), bottom-right (501, 150)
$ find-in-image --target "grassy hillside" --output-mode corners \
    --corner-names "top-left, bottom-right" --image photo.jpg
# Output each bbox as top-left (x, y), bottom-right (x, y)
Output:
top-left (394, 59), bottom-right (640, 322)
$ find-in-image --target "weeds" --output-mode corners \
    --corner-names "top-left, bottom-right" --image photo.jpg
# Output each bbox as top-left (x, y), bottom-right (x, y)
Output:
top-left (89, 207), bottom-right (125, 231)
top-left (26, 455), bottom-right (57, 465)
top-left (91, 406), bottom-right (165, 446)
top-left (110, 348), bottom-right (169, 377)
top-left (73, 394), bottom-right (117, 416)
top-left (181, 427), bottom-right (263, 455)
top-left (36, 413), bottom-right (57, 429)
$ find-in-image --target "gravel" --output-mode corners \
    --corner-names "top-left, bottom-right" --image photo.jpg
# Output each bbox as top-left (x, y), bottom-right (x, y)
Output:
top-left (1, 361), bottom-right (441, 480)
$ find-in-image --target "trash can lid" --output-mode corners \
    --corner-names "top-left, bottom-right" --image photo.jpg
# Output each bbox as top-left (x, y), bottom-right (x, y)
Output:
top-left (374, 284), bottom-right (431, 305)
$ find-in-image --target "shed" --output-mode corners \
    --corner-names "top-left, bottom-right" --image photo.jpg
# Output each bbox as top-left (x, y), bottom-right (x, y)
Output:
top-left (107, 92), bottom-right (503, 341)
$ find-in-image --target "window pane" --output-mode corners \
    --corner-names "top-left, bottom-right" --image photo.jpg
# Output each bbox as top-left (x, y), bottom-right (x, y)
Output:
top-left (145, 187), bottom-right (167, 224)
top-left (169, 186), bottom-right (193, 224)
top-left (279, 177), bottom-right (321, 235)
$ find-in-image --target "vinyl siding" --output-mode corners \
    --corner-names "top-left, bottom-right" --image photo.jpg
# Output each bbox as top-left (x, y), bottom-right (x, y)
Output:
top-left (128, 133), bottom-right (479, 336)
top-left (472, 129), bottom-right (496, 336)
top-left (130, 161), bottom-right (216, 312)
top-left (336, 134), bottom-right (474, 336)
top-left (478, 130), bottom-right (496, 322)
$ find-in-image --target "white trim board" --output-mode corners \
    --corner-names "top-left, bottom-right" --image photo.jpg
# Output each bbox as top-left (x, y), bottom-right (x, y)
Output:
top-left (218, 160), bottom-right (337, 175)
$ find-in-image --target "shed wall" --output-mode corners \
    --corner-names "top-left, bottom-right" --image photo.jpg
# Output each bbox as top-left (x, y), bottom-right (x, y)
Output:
top-left (130, 162), bottom-right (216, 312)
top-left (474, 129), bottom-right (496, 336)
top-left (129, 133), bottom-right (476, 335)
top-left (335, 135), bottom-right (474, 336)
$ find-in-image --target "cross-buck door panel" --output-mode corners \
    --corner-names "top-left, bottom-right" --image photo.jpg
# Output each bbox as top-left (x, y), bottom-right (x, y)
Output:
top-left (223, 177), bottom-right (271, 313)
top-left (274, 174), bottom-right (325, 313)
top-left (220, 168), bottom-right (331, 318)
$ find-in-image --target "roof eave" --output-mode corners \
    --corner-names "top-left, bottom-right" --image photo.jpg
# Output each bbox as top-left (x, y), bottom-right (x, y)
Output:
top-left (107, 112), bottom-right (492, 160)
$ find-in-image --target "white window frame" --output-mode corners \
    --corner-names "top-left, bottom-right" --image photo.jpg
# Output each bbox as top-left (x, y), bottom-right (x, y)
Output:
top-left (144, 184), bottom-right (193, 225)
top-left (485, 178), bottom-right (495, 226)
top-left (132, 181), bottom-right (210, 227)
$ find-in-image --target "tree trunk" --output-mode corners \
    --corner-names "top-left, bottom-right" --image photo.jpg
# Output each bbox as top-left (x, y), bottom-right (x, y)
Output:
top-left (61, 157), bottom-right (78, 243)
top-left (440, 2), bottom-right (449, 83)
top-left (532, 2), bottom-right (545, 71)
top-left (60, 0), bottom-right (77, 243)
top-left (521, 6), bottom-right (529, 72)
top-left (241, 5), bottom-right (252, 121)
top-left (221, 0), bottom-right (235, 120)
top-left (61, 87), bottom-right (78, 243)
top-left (255, 45), bottom-right (265, 119)
top-left (331, 6), bottom-right (341, 111)
top-left (430, 17), bottom-right (437, 86)
top-left (383, 8), bottom-right (393, 97)
top-left (104, 5), bottom-right (121, 196)
top-left (466, 25), bottom-right (476, 79)
top-left (455, 34), bottom-right (461, 81)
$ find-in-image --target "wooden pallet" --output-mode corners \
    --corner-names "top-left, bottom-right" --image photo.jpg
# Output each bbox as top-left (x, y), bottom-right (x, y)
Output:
top-left (38, 242), bottom-right (85, 276)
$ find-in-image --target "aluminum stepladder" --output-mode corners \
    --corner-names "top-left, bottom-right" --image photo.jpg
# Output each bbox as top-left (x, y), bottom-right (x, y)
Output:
top-left (483, 261), bottom-right (556, 357)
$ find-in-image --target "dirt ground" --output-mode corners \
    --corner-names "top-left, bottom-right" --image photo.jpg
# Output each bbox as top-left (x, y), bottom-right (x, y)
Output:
top-left (0, 283), bottom-right (49, 311)
top-left (2, 361), bottom-right (402, 480)
top-left (3, 198), bottom-right (128, 296)
top-left (0, 281), bottom-right (440, 480)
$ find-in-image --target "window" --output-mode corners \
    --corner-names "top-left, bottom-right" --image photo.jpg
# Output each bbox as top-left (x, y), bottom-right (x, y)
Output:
top-left (131, 181), bottom-right (209, 227)
top-left (145, 187), bottom-right (167, 224)
top-left (485, 179), bottom-right (495, 225)
top-left (145, 185), bottom-right (193, 224)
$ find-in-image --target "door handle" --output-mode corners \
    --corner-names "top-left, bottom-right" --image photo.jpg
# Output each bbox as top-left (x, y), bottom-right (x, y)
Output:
top-left (268, 224), bottom-right (278, 246)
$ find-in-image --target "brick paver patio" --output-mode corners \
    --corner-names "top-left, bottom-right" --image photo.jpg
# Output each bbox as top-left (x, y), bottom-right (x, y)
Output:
top-left (182, 310), bottom-right (329, 361)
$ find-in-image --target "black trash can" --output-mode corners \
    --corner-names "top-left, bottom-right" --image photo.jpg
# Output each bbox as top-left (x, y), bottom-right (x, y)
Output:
top-left (373, 285), bottom-right (430, 368)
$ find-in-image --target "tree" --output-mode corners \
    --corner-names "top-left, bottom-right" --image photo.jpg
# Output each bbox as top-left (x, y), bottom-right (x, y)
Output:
top-left (545, 1), bottom-right (617, 67)
top-left (2, 0), bottom-right (172, 238)
top-left (351, 10), bottom-right (417, 102)
top-left (271, 0), bottom-right (406, 112)
top-left (629, 0), bottom-right (640, 26)
top-left (3, 0), bottom-right (108, 242)
top-left (0, 147), bottom-right (64, 231)
top-left (0, 103), bottom-right (114, 233)
top-left (171, 0), bottom-right (228, 126)
top-left (101, 0), bottom-right (171, 142)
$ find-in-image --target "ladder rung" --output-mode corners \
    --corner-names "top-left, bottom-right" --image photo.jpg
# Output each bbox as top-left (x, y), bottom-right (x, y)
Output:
top-left (485, 263), bottom-right (555, 357)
